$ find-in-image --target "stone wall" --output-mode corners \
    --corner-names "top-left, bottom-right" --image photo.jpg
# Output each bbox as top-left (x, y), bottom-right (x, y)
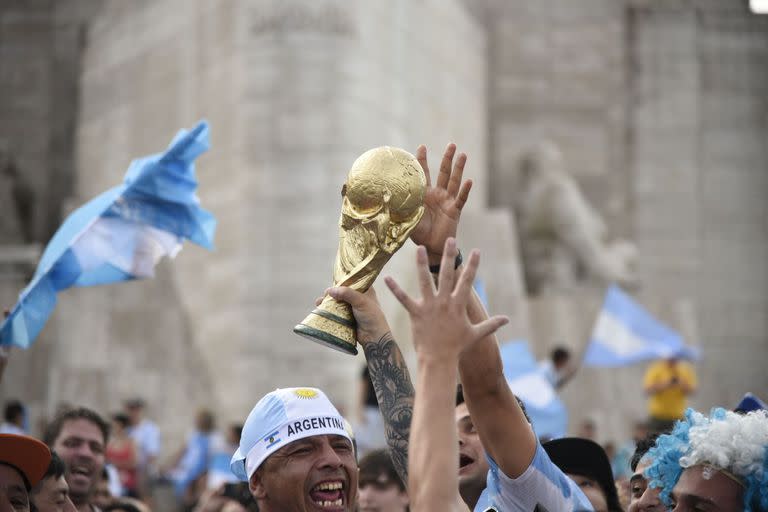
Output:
top-left (26, 0), bottom-right (488, 443)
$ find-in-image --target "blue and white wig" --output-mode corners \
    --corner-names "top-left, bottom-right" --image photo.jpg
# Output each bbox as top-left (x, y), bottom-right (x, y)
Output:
top-left (644, 408), bottom-right (768, 512)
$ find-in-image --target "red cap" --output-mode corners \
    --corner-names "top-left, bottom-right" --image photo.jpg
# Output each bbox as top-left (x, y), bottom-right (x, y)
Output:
top-left (0, 434), bottom-right (51, 490)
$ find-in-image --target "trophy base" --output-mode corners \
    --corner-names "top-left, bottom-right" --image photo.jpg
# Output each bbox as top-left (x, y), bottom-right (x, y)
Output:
top-left (293, 306), bottom-right (358, 355)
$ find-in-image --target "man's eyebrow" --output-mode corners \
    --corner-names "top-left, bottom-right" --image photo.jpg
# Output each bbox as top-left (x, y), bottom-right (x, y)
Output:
top-left (629, 473), bottom-right (646, 484)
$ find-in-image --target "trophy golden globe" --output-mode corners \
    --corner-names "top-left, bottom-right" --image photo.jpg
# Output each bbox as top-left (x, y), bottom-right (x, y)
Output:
top-left (294, 147), bottom-right (426, 355)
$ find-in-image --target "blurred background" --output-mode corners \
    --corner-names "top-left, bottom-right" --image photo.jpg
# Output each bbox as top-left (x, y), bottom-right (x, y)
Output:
top-left (0, 0), bottom-right (766, 464)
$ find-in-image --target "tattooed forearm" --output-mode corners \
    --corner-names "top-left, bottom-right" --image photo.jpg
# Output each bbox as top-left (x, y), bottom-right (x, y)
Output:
top-left (362, 331), bottom-right (414, 485)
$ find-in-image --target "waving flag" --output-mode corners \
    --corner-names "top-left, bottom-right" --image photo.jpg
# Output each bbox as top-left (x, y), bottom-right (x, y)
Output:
top-left (0, 121), bottom-right (216, 348)
top-left (500, 340), bottom-right (568, 440)
top-left (583, 285), bottom-right (699, 367)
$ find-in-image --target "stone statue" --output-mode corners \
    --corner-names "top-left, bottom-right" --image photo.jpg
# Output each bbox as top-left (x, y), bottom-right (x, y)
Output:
top-left (514, 141), bottom-right (637, 295)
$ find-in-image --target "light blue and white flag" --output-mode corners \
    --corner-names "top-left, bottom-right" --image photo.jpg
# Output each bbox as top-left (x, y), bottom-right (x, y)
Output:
top-left (583, 285), bottom-right (700, 367)
top-left (0, 120), bottom-right (216, 348)
top-left (500, 340), bottom-right (568, 440)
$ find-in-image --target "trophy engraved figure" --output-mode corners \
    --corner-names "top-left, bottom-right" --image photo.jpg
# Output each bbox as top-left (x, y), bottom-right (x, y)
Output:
top-left (294, 146), bottom-right (426, 354)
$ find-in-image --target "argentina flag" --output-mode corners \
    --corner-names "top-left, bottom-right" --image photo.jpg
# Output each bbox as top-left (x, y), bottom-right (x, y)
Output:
top-left (500, 340), bottom-right (568, 440)
top-left (583, 285), bottom-right (700, 367)
top-left (0, 120), bottom-right (216, 349)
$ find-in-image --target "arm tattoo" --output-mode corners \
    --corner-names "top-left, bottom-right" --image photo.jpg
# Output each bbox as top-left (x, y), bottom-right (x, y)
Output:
top-left (362, 332), bottom-right (414, 484)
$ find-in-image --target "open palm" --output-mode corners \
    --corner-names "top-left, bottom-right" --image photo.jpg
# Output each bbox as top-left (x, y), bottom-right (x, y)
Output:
top-left (410, 144), bottom-right (473, 264)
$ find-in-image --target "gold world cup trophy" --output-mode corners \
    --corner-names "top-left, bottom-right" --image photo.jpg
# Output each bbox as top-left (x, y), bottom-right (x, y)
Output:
top-left (294, 147), bottom-right (426, 355)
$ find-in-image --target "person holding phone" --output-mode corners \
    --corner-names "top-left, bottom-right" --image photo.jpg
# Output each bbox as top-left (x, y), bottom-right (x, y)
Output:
top-left (643, 357), bottom-right (697, 433)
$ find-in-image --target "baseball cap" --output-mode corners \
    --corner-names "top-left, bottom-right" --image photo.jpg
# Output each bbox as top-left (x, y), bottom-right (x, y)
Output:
top-left (0, 434), bottom-right (52, 490)
top-left (543, 437), bottom-right (622, 512)
top-left (230, 387), bottom-right (351, 481)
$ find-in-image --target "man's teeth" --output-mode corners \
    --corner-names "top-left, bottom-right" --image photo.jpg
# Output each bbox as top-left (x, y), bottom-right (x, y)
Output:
top-left (314, 499), bottom-right (343, 507)
top-left (314, 481), bottom-right (343, 491)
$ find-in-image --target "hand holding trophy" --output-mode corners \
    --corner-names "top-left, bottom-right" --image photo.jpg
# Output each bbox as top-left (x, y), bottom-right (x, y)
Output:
top-left (294, 147), bottom-right (426, 354)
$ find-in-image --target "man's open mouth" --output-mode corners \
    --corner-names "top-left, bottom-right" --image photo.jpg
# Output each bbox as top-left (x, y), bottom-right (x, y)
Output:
top-left (309, 480), bottom-right (344, 508)
top-left (459, 454), bottom-right (475, 469)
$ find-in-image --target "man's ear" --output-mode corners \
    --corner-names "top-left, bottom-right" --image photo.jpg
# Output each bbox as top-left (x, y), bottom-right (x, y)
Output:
top-left (249, 469), bottom-right (267, 499)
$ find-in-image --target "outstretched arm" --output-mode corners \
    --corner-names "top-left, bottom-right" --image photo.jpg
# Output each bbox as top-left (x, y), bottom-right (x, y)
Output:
top-left (326, 286), bottom-right (414, 484)
top-left (458, 289), bottom-right (537, 478)
top-left (411, 144), bottom-right (536, 478)
top-left (385, 240), bottom-right (508, 511)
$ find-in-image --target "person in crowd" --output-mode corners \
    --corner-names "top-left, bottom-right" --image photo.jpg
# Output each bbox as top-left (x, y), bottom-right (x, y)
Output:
top-left (229, 387), bottom-right (357, 511)
top-left (539, 346), bottom-right (578, 390)
top-left (0, 400), bottom-right (26, 435)
top-left (163, 409), bottom-right (216, 505)
top-left (543, 437), bottom-right (624, 512)
top-left (358, 449), bottom-right (409, 512)
top-left (384, 241), bottom-right (507, 511)
top-left (90, 471), bottom-right (112, 511)
top-left (626, 433), bottom-right (663, 512)
top-left (612, 421), bottom-right (649, 481)
top-left (645, 408), bottom-right (768, 511)
top-left (0, 433), bottom-right (51, 512)
top-left (44, 407), bottom-right (110, 512)
top-left (353, 367), bottom-right (387, 457)
top-left (332, 146), bottom-right (594, 510)
top-left (105, 415), bottom-right (137, 497)
top-left (207, 424), bottom-right (242, 490)
top-left (123, 400), bottom-right (160, 498)
top-left (643, 357), bottom-right (697, 433)
top-left (29, 451), bottom-right (76, 512)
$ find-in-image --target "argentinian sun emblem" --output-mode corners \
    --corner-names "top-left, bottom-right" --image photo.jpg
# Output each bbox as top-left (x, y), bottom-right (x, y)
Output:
top-left (294, 388), bottom-right (318, 399)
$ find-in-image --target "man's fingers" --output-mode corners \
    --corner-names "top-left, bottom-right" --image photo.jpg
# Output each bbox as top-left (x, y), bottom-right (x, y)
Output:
top-left (436, 238), bottom-right (458, 296)
top-left (455, 179), bottom-right (472, 211)
top-left (446, 152), bottom-right (466, 198)
top-left (436, 143), bottom-right (456, 190)
top-left (384, 276), bottom-right (418, 313)
top-left (471, 315), bottom-right (510, 341)
top-left (328, 286), bottom-right (368, 308)
top-left (416, 145), bottom-right (431, 187)
top-left (454, 249), bottom-right (480, 299)
top-left (416, 246), bottom-right (436, 298)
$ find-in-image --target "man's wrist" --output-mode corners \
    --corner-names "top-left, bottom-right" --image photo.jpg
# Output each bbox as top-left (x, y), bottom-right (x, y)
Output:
top-left (358, 329), bottom-right (393, 347)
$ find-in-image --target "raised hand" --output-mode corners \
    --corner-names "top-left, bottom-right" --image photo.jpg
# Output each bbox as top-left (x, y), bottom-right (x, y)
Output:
top-left (409, 144), bottom-right (473, 266)
top-left (319, 287), bottom-right (391, 346)
top-left (385, 238), bottom-right (508, 359)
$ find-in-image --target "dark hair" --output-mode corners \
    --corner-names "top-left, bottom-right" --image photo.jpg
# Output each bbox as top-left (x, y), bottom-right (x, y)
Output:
top-left (456, 385), bottom-right (531, 423)
top-left (230, 423), bottom-right (244, 443)
top-left (551, 346), bottom-right (571, 365)
top-left (630, 432), bottom-right (661, 472)
top-left (30, 452), bottom-right (67, 510)
top-left (112, 413), bottom-right (131, 429)
top-left (359, 449), bottom-right (405, 491)
top-left (3, 400), bottom-right (24, 423)
top-left (42, 451), bottom-right (66, 481)
top-left (43, 407), bottom-right (110, 447)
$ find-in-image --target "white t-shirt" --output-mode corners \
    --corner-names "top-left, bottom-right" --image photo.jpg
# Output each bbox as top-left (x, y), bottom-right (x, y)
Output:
top-left (474, 441), bottom-right (594, 512)
top-left (129, 419), bottom-right (161, 467)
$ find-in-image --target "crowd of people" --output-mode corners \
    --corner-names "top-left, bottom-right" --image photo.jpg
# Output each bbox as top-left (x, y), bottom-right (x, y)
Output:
top-left (1, 143), bottom-right (767, 511)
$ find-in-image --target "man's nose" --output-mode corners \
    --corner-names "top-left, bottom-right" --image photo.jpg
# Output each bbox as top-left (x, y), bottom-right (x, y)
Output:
top-left (636, 487), bottom-right (661, 509)
top-left (317, 440), bottom-right (343, 468)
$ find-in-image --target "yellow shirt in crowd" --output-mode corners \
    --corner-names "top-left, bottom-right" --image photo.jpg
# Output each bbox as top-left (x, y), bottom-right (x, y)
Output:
top-left (644, 360), bottom-right (698, 420)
